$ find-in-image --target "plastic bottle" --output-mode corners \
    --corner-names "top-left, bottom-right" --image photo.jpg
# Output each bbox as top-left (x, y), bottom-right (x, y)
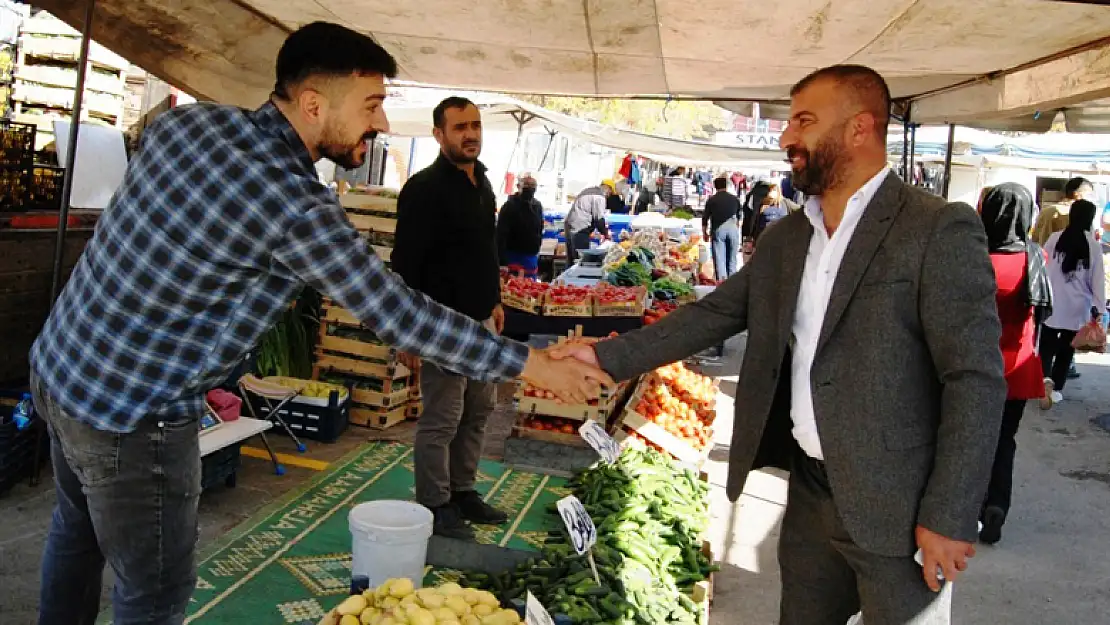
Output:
top-left (12, 393), bottom-right (32, 430)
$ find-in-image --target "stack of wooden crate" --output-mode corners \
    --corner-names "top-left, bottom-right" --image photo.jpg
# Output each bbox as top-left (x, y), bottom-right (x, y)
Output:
top-left (13, 12), bottom-right (130, 150)
top-left (339, 187), bottom-right (397, 263)
top-left (313, 300), bottom-right (421, 430)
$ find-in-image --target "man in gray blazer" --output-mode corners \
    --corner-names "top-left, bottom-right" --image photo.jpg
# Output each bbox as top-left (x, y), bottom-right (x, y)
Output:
top-left (552, 65), bottom-right (1005, 624)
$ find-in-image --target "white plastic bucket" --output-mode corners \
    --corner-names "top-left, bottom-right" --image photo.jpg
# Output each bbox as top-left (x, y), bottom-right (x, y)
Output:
top-left (349, 500), bottom-right (434, 590)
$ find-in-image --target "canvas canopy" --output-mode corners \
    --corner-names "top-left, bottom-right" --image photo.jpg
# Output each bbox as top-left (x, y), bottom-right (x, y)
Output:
top-left (385, 97), bottom-right (787, 165)
top-left (31, 0), bottom-right (1110, 130)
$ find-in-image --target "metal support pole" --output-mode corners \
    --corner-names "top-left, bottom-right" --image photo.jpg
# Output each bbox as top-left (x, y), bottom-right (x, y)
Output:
top-left (50, 0), bottom-right (96, 305)
top-left (908, 124), bottom-right (917, 185)
top-left (406, 137), bottom-right (417, 178)
top-left (942, 123), bottom-right (956, 199)
top-left (537, 128), bottom-right (557, 171)
top-left (503, 111), bottom-right (535, 188)
top-left (901, 117), bottom-right (909, 182)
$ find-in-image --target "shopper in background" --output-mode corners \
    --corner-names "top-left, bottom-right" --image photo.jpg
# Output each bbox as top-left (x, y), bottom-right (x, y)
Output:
top-left (977, 183), bottom-right (1051, 545)
top-left (1038, 199), bottom-right (1106, 410)
top-left (28, 23), bottom-right (609, 625)
top-left (749, 182), bottom-right (800, 245)
top-left (605, 178), bottom-right (629, 214)
top-left (393, 96), bottom-right (518, 540)
top-left (551, 64), bottom-right (1004, 624)
top-left (702, 176), bottom-right (743, 279)
top-left (661, 166), bottom-right (690, 210)
top-left (497, 174), bottom-right (545, 277)
top-left (564, 181), bottom-right (611, 263)
top-left (1033, 177), bottom-right (1093, 245)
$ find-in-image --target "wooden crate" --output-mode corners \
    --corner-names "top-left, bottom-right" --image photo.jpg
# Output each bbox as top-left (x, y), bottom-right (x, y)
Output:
top-left (619, 411), bottom-right (709, 467)
top-left (510, 424), bottom-right (590, 448)
top-left (593, 287), bottom-right (648, 317)
top-left (350, 384), bottom-right (412, 409)
top-left (313, 353), bottom-right (410, 380)
top-left (350, 402), bottom-right (408, 429)
top-left (514, 378), bottom-right (629, 422)
top-left (345, 212), bottom-right (396, 234)
top-left (500, 290), bottom-right (544, 315)
top-left (322, 304), bottom-right (361, 327)
top-left (371, 244), bottom-right (392, 263)
top-left (542, 299), bottom-right (594, 317)
top-left (318, 334), bottom-right (396, 363)
top-left (339, 192), bottom-right (398, 212)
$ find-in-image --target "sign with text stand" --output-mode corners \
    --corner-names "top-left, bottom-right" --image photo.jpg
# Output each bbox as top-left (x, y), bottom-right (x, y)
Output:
top-left (578, 420), bottom-right (619, 464)
top-left (525, 591), bottom-right (555, 625)
top-left (556, 495), bottom-right (601, 584)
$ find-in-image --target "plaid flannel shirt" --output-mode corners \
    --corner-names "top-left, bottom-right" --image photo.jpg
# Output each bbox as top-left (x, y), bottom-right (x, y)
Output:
top-left (30, 101), bottom-right (528, 433)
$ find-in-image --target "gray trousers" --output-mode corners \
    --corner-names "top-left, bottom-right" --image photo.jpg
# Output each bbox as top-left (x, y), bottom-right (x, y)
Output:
top-left (780, 451), bottom-right (952, 625)
top-left (414, 362), bottom-right (498, 508)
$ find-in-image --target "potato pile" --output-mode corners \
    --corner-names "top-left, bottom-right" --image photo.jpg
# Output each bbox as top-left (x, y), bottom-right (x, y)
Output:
top-left (332, 579), bottom-right (523, 625)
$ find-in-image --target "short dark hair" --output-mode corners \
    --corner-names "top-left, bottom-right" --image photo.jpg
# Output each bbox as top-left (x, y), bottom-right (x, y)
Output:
top-left (1065, 176), bottom-right (1094, 199)
top-left (433, 97), bottom-right (477, 129)
top-left (274, 22), bottom-right (398, 100)
top-left (713, 177), bottom-right (727, 191)
top-left (791, 64), bottom-right (891, 137)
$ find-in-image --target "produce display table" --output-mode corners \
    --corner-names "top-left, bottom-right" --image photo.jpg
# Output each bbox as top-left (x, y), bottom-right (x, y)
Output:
top-left (199, 417), bottom-right (272, 457)
top-left (501, 308), bottom-right (642, 341)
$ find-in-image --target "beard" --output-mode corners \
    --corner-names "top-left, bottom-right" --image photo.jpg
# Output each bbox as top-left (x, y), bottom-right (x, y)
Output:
top-left (443, 140), bottom-right (481, 165)
top-left (787, 125), bottom-right (848, 196)
top-left (320, 123), bottom-right (377, 169)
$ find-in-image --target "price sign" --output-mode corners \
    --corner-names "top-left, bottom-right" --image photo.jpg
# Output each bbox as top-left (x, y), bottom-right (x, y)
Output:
top-left (525, 591), bottom-right (555, 625)
top-left (556, 495), bottom-right (597, 555)
top-left (579, 420), bottom-right (620, 464)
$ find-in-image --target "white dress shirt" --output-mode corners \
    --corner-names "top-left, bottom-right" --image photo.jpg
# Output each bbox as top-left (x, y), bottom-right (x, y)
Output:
top-left (790, 167), bottom-right (892, 460)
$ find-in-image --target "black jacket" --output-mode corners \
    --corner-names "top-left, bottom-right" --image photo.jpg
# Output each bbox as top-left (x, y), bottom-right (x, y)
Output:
top-left (497, 193), bottom-right (545, 259)
top-left (392, 154), bottom-right (501, 322)
top-left (702, 191), bottom-right (742, 233)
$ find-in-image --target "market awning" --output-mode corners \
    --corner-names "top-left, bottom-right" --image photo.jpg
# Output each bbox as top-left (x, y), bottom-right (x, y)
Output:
top-left (31, 0), bottom-right (1110, 128)
top-left (386, 98), bottom-right (787, 166)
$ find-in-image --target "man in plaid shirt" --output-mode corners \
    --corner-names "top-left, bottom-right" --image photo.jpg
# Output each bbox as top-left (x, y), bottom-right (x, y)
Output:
top-left (28, 22), bottom-right (608, 625)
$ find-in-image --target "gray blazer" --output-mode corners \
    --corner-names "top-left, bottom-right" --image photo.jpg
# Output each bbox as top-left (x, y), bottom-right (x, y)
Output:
top-left (596, 173), bottom-right (1006, 556)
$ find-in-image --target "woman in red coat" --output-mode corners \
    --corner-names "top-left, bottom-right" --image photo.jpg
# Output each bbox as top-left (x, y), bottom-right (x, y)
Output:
top-left (978, 183), bottom-right (1052, 544)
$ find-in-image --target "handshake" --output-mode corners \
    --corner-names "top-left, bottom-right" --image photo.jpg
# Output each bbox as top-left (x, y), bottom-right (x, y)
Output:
top-left (397, 341), bottom-right (615, 404)
top-left (520, 343), bottom-right (614, 404)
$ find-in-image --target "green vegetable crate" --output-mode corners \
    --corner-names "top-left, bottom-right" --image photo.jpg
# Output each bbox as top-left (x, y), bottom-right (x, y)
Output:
top-left (340, 189), bottom-right (398, 265)
top-left (313, 300), bottom-right (421, 430)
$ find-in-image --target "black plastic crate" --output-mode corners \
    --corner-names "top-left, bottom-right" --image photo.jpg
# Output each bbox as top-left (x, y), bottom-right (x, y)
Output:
top-left (201, 443), bottom-right (241, 490)
top-left (242, 389), bottom-right (349, 443)
top-left (24, 165), bottom-right (64, 211)
top-left (0, 121), bottom-right (35, 169)
top-left (0, 392), bottom-right (48, 497)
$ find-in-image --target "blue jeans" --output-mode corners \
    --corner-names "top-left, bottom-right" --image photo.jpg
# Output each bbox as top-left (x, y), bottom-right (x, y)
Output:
top-left (31, 374), bottom-right (201, 625)
top-left (711, 224), bottom-right (740, 280)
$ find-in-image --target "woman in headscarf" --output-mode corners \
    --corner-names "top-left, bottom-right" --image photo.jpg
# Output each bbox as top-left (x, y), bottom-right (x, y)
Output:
top-left (977, 183), bottom-right (1052, 545)
top-left (1040, 198), bottom-right (1106, 409)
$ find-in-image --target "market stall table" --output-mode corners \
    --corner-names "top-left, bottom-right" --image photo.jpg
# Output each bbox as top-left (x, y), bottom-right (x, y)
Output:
top-left (198, 416), bottom-right (275, 487)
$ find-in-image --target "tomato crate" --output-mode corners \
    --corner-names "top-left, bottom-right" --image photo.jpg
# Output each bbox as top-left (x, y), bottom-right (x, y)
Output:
top-left (593, 286), bottom-right (648, 317)
top-left (500, 291), bottom-right (544, 315)
top-left (542, 297), bottom-right (594, 317)
top-left (618, 412), bottom-right (710, 467)
top-left (514, 378), bottom-right (631, 422)
top-left (510, 423), bottom-right (590, 448)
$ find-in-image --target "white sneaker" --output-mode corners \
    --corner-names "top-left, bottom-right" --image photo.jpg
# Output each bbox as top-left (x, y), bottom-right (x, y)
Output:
top-left (1041, 378), bottom-right (1055, 410)
top-left (1051, 390), bottom-right (1064, 404)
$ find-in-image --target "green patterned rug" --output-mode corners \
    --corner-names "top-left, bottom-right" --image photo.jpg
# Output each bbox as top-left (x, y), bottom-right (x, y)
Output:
top-left (99, 442), bottom-right (567, 625)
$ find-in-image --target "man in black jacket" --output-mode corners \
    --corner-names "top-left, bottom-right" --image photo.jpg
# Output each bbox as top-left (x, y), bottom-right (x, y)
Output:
top-left (497, 174), bottom-right (544, 276)
top-left (702, 176), bottom-right (743, 279)
top-left (392, 97), bottom-right (507, 540)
